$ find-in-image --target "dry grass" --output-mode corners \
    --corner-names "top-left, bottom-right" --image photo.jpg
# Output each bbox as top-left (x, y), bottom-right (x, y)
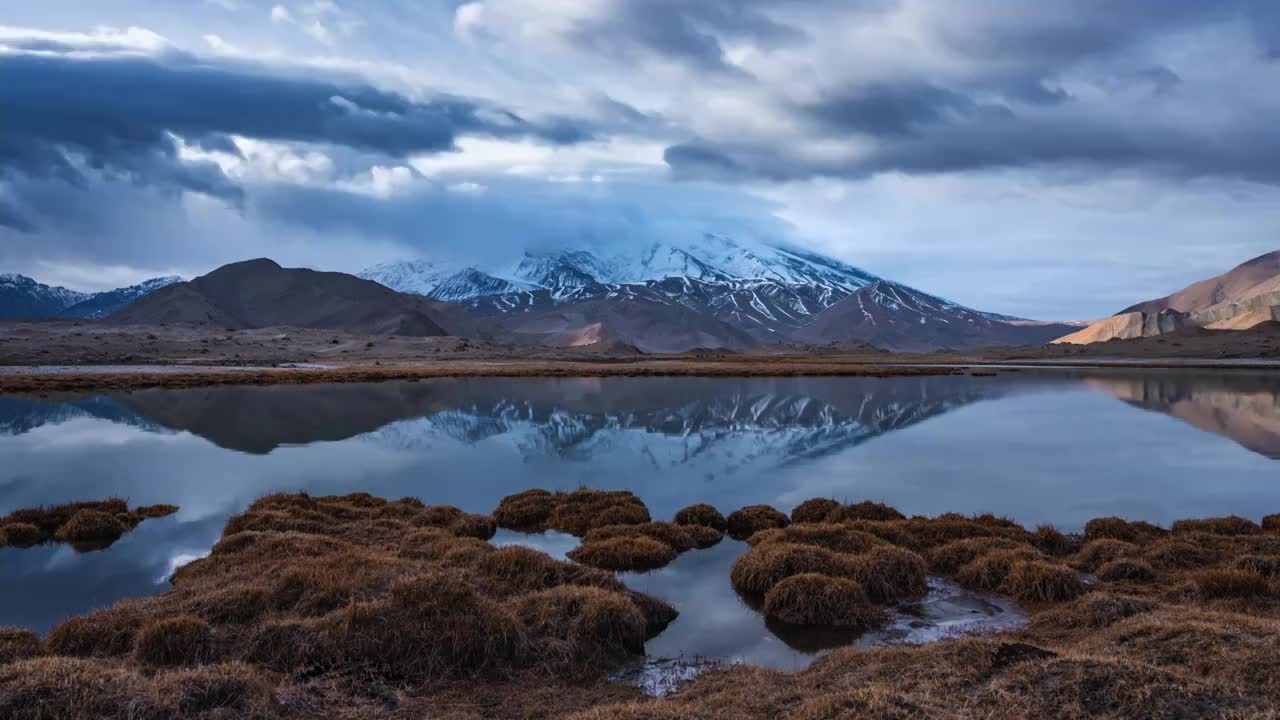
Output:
top-left (726, 504), bottom-right (790, 540)
top-left (494, 489), bottom-right (650, 537)
top-left (1097, 558), bottom-right (1157, 583)
top-left (0, 498), bottom-right (179, 551)
top-left (790, 498), bottom-right (842, 524)
top-left (825, 501), bottom-right (906, 523)
top-left (0, 360), bottom-right (958, 394)
top-left (1002, 561), bottom-right (1085, 604)
top-left (672, 503), bottom-right (727, 532)
top-left (567, 537), bottom-right (679, 572)
top-left (0, 627), bottom-right (43, 665)
top-left (1172, 516), bottom-right (1262, 536)
top-left (1084, 517), bottom-right (1167, 544)
top-left (12, 491), bottom-right (1280, 719)
top-left (761, 574), bottom-right (888, 629)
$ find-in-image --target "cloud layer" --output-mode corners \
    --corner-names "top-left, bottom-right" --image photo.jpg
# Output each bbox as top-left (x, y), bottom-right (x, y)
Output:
top-left (1, 1), bottom-right (1279, 317)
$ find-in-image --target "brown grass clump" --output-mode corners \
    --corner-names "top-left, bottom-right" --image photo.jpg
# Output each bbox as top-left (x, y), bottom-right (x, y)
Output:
top-left (762, 574), bottom-right (888, 629)
top-left (1172, 516), bottom-right (1262, 536)
top-left (0, 627), bottom-right (43, 665)
top-left (726, 504), bottom-right (790, 540)
top-left (134, 615), bottom-right (216, 667)
top-left (1001, 561), bottom-right (1085, 604)
top-left (0, 523), bottom-right (42, 548)
top-left (1143, 538), bottom-right (1220, 570)
top-left (47, 613), bottom-right (140, 658)
top-left (1232, 554), bottom-right (1280, 577)
top-left (161, 661), bottom-right (275, 716)
top-left (927, 537), bottom-right (1028, 575)
top-left (568, 537), bottom-right (678, 572)
top-left (730, 542), bottom-right (847, 597)
top-left (1084, 516), bottom-right (1167, 544)
top-left (826, 500), bottom-right (906, 523)
top-left (1, 498), bottom-right (180, 551)
top-left (786, 688), bottom-right (929, 720)
top-left (850, 546), bottom-right (928, 603)
top-left (1097, 558), bottom-right (1157, 583)
top-left (1263, 514), bottom-right (1280, 532)
top-left (790, 498), bottom-right (841, 524)
top-left (135, 504), bottom-right (180, 519)
top-left (672, 503), bottom-right (727, 532)
top-left (1191, 569), bottom-right (1276, 599)
top-left (683, 523), bottom-right (725, 548)
top-left (954, 550), bottom-right (1040, 593)
top-left (516, 586), bottom-right (648, 671)
top-left (1071, 539), bottom-right (1139, 572)
top-left (748, 524), bottom-right (888, 555)
top-left (494, 489), bottom-right (558, 531)
top-left (584, 522), bottom-right (697, 553)
top-left (1033, 524), bottom-right (1076, 557)
top-left (53, 508), bottom-right (127, 548)
top-left (548, 490), bottom-right (651, 537)
top-left (1028, 593), bottom-right (1159, 636)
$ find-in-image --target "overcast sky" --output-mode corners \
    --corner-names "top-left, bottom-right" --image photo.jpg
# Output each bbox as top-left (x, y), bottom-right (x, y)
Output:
top-left (2, 1), bottom-right (1279, 319)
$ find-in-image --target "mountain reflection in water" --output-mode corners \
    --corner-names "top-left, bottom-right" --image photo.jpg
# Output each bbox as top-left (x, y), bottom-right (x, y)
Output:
top-left (2, 370), bottom-right (1279, 642)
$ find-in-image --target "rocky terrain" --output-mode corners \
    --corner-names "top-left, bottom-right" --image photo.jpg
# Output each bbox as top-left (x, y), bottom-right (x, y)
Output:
top-left (1057, 250), bottom-right (1280, 344)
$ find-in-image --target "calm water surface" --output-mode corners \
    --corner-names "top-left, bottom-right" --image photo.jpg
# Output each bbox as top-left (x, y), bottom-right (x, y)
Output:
top-left (3, 369), bottom-right (1279, 669)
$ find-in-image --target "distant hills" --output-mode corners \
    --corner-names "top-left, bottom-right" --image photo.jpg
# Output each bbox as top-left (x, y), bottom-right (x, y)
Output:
top-left (3, 234), bottom-right (1107, 352)
top-left (0, 274), bottom-right (181, 320)
top-left (111, 259), bottom-right (471, 337)
top-left (1056, 250), bottom-right (1280, 344)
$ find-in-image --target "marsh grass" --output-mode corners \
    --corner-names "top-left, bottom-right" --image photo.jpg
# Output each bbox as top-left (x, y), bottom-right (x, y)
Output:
top-left (9, 490), bottom-right (1280, 719)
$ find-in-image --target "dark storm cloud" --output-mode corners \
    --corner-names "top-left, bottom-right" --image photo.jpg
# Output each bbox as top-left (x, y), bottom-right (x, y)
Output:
top-left (568, 0), bottom-right (826, 75)
top-left (667, 103), bottom-right (1280, 185)
top-left (664, 0), bottom-right (1280, 185)
top-left (0, 50), bottom-right (594, 200)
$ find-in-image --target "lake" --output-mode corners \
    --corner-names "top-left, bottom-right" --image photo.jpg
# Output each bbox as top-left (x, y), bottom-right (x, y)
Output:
top-left (3, 368), bottom-right (1279, 671)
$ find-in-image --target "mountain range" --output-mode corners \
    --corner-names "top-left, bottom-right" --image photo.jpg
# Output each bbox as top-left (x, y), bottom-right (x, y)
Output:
top-left (0, 274), bottom-right (181, 320)
top-left (360, 235), bottom-right (1074, 351)
top-left (1055, 250), bottom-right (1280, 344)
top-left (112, 259), bottom-right (475, 337)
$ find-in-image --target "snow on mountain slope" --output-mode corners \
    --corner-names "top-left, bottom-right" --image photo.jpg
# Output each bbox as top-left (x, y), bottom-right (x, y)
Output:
top-left (359, 260), bottom-right (460, 297)
top-left (0, 274), bottom-right (90, 318)
top-left (60, 276), bottom-right (184, 320)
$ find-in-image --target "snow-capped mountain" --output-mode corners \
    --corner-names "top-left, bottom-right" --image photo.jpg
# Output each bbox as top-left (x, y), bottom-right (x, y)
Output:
top-left (0, 274), bottom-right (183, 320)
top-left (357, 234), bottom-right (1071, 350)
top-left (59, 276), bottom-right (183, 320)
top-left (0, 274), bottom-right (90, 318)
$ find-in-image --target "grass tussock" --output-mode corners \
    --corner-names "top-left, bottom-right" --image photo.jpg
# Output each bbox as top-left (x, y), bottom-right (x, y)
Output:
top-left (1097, 558), bottom-right (1157, 583)
top-left (1071, 539), bottom-right (1139, 572)
top-left (1084, 517), bottom-right (1167, 544)
top-left (1172, 516), bottom-right (1262, 536)
top-left (672, 503), bottom-right (727, 532)
top-left (790, 498), bottom-right (842, 524)
top-left (726, 504), bottom-right (790, 540)
top-left (1033, 524), bottom-right (1076, 557)
top-left (1191, 569), bottom-right (1276, 599)
top-left (825, 501), bottom-right (907, 523)
top-left (134, 615), bottom-right (215, 667)
top-left (1001, 561), bottom-right (1085, 604)
top-left (762, 574), bottom-right (887, 629)
top-left (747, 524), bottom-right (888, 555)
top-left (567, 537), bottom-right (678, 572)
top-left (494, 489), bottom-right (650, 537)
top-left (14, 491), bottom-right (1280, 719)
top-left (0, 498), bottom-right (178, 551)
top-left (0, 627), bottom-right (43, 665)
top-left (1263, 514), bottom-right (1280, 532)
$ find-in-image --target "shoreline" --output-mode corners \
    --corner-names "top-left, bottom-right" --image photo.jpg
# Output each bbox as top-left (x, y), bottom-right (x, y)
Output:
top-left (2, 355), bottom-right (1279, 394)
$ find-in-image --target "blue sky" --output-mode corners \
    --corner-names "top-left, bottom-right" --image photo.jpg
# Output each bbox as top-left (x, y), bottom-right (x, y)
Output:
top-left (2, 1), bottom-right (1280, 319)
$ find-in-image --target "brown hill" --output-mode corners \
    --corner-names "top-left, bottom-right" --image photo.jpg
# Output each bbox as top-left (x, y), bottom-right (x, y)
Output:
top-left (1123, 250), bottom-right (1280, 315)
top-left (1057, 250), bottom-right (1280, 345)
top-left (109, 259), bottom-right (470, 336)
